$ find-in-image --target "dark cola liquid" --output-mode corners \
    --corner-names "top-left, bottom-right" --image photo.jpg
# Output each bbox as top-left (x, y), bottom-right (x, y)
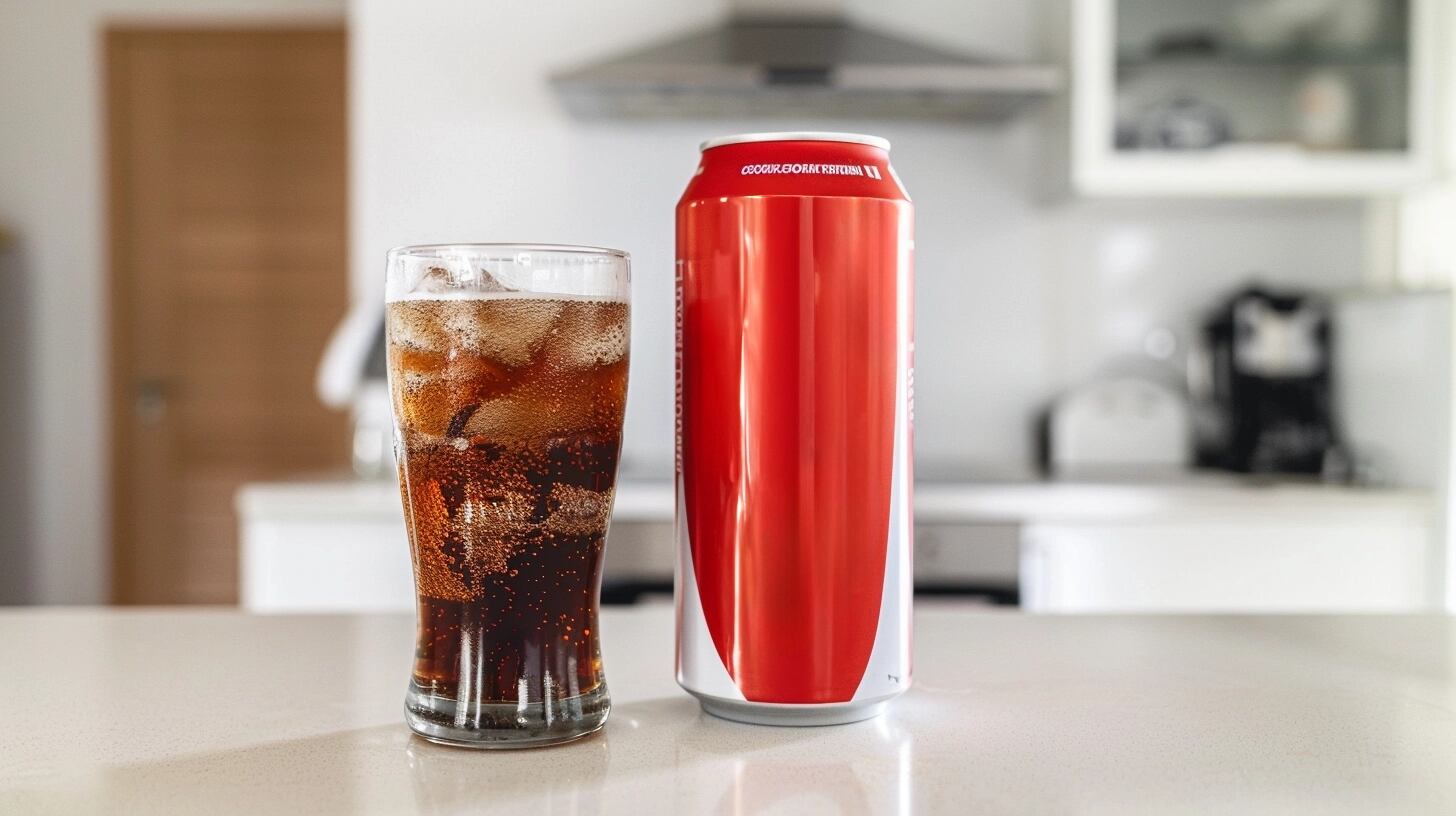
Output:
top-left (388, 295), bottom-right (628, 703)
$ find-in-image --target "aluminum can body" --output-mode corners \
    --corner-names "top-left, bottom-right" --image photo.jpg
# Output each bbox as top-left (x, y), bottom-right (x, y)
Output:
top-left (675, 132), bottom-right (914, 725)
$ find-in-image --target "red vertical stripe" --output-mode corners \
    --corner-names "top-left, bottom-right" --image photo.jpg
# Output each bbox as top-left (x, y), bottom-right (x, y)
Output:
top-left (680, 195), bottom-right (905, 703)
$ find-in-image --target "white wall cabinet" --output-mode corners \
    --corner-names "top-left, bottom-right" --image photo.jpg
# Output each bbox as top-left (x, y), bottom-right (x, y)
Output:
top-left (1021, 518), bottom-right (1434, 613)
top-left (1072, 0), bottom-right (1439, 196)
top-left (241, 479), bottom-right (1437, 614)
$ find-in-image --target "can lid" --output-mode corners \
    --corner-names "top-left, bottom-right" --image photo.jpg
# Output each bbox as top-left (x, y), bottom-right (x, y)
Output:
top-left (699, 131), bottom-right (891, 152)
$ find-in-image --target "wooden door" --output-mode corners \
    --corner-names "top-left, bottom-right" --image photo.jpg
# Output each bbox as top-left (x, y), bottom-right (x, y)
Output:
top-left (108, 28), bottom-right (350, 604)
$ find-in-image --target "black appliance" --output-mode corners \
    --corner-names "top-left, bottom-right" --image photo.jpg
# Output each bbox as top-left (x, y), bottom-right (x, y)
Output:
top-left (1197, 286), bottom-right (1346, 477)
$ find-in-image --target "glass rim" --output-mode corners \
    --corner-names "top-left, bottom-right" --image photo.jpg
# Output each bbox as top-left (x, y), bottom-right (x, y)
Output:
top-left (386, 242), bottom-right (629, 260)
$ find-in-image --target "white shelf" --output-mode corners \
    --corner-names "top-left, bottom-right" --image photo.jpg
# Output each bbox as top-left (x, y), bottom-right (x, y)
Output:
top-left (1076, 149), bottom-right (1433, 198)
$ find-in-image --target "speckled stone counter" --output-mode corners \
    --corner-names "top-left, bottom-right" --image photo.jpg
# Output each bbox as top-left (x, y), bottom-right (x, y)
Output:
top-left (3, 605), bottom-right (1455, 814)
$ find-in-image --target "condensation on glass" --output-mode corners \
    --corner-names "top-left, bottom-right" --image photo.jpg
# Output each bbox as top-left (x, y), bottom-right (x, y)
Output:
top-left (385, 244), bottom-right (630, 747)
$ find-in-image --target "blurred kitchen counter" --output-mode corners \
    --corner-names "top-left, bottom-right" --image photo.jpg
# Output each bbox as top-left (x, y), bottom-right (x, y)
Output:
top-left (238, 475), bottom-right (1436, 614)
top-left (4, 604), bottom-right (1456, 814)
top-left (237, 472), bottom-right (1432, 524)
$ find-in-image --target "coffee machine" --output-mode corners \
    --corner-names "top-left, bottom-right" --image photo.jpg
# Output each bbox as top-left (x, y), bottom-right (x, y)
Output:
top-left (1195, 285), bottom-right (1346, 478)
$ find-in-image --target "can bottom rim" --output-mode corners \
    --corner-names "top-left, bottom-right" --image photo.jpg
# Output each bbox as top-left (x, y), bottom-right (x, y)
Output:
top-left (688, 690), bottom-right (901, 727)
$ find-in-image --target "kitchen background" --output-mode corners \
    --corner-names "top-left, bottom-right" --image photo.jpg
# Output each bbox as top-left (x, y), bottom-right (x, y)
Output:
top-left (2, 0), bottom-right (1454, 612)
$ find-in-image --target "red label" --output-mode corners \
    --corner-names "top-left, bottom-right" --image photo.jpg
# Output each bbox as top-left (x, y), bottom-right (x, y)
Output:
top-left (677, 139), bottom-right (912, 703)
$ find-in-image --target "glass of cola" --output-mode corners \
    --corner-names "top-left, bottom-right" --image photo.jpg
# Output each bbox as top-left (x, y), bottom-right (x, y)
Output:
top-left (385, 244), bottom-right (630, 747)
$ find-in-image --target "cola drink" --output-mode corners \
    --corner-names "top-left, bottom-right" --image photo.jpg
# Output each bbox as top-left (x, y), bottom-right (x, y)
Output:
top-left (385, 245), bottom-right (630, 748)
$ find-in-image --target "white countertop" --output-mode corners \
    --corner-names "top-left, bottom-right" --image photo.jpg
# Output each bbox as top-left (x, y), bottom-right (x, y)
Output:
top-left (238, 474), bottom-right (1433, 525)
top-left (4, 605), bottom-right (1455, 814)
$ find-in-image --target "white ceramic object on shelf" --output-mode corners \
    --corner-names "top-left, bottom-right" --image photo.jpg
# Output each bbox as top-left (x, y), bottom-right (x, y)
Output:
top-left (1296, 70), bottom-right (1358, 150)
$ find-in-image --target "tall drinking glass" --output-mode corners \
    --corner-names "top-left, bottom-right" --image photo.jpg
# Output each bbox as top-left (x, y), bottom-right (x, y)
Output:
top-left (385, 244), bottom-right (630, 747)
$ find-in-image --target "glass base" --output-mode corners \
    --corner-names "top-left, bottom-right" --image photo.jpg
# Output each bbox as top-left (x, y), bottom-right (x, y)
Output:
top-left (404, 680), bottom-right (610, 749)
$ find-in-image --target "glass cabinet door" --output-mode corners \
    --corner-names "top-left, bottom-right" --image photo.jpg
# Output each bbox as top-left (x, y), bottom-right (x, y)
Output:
top-left (1073, 0), bottom-right (1436, 196)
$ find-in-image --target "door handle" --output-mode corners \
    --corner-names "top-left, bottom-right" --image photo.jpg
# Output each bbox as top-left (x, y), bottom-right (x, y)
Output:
top-left (134, 379), bottom-right (170, 425)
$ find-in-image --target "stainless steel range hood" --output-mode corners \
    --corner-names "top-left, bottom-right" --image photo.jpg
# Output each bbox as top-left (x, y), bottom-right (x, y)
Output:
top-left (550, 16), bottom-right (1061, 121)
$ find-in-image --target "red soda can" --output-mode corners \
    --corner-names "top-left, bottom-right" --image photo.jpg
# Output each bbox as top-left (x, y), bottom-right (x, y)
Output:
top-left (675, 132), bottom-right (913, 725)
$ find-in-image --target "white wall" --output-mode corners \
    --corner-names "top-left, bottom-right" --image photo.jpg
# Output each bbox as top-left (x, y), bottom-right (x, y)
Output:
top-left (0, 0), bottom-right (1386, 604)
top-left (353, 0), bottom-right (1368, 481)
top-left (0, 0), bottom-right (344, 604)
